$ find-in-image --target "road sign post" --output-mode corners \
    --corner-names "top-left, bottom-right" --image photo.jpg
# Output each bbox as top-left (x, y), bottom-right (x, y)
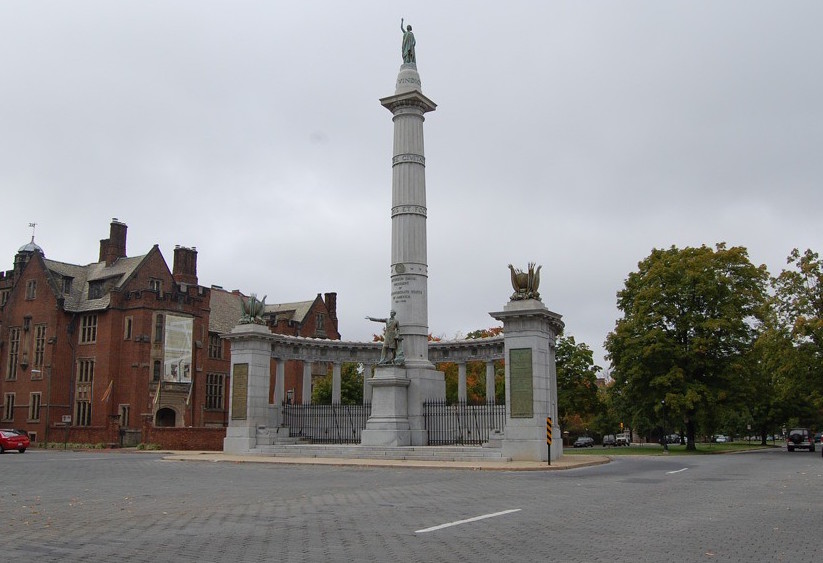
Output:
top-left (546, 416), bottom-right (552, 466)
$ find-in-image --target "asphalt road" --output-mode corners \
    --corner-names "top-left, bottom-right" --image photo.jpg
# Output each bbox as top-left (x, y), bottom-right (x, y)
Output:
top-left (1, 448), bottom-right (821, 562)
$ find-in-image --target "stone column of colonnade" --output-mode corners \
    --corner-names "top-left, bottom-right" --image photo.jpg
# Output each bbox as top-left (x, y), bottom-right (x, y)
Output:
top-left (455, 361), bottom-right (498, 404)
top-left (274, 359), bottom-right (285, 411)
top-left (332, 363), bottom-right (342, 403)
top-left (302, 362), bottom-right (312, 404)
top-left (457, 362), bottom-right (467, 402)
top-left (363, 364), bottom-right (375, 403)
top-left (297, 360), bottom-right (379, 406)
top-left (486, 360), bottom-right (496, 404)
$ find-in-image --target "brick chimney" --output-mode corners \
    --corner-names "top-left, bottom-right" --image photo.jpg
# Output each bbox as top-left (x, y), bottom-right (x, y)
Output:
top-left (324, 292), bottom-right (338, 322)
top-left (173, 245), bottom-right (198, 286)
top-left (99, 219), bottom-right (128, 265)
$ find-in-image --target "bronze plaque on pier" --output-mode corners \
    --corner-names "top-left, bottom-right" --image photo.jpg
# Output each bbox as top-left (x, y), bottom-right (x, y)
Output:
top-left (231, 363), bottom-right (248, 420)
top-left (509, 348), bottom-right (533, 418)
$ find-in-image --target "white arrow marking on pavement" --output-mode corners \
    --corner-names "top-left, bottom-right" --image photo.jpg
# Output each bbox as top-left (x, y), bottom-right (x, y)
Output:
top-left (415, 509), bottom-right (521, 534)
top-left (667, 468), bottom-right (688, 474)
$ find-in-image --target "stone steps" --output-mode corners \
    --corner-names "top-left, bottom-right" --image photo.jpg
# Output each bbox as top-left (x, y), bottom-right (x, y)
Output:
top-left (252, 444), bottom-right (511, 462)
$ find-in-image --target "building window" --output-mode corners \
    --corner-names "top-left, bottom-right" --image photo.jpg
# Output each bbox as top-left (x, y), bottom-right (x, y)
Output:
top-left (149, 279), bottom-right (162, 293)
top-left (25, 280), bottom-right (36, 300)
top-left (206, 373), bottom-right (225, 410)
top-left (88, 281), bottom-right (103, 299)
top-left (62, 276), bottom-right (73, 294)
top-left (153, 360), bottom-right (161, 382)
top-left (124, 317), bottom-right (133, 340)
top-left (29, 392), bottom-right (41, 421)
top-left (0, 289), bottom-right (9, 307)
top-left (208, 333), bottom-right (222, 359)
top-left (154, 314), bottom-right (164, 343)
top-left (315, 313), bottom-right (326, 336)
top-left (119, 404), bottom-right (130, 427)
top-left (7, 328), bottom-right (20, 381)
top-left (80, 314), bottom-right (98, 344)
top-left (75, 359), bottom-right (94, 427)
top-left (34, 325), bottom-right (47, 368)
top-left (23, 316), bottom-right (31, 332)
top-left (2, 393), bottom-right (14, 421)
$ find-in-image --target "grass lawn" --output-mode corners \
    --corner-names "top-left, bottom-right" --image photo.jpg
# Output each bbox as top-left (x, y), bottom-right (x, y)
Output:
top-left (565, 442), bottom-right (781, 456)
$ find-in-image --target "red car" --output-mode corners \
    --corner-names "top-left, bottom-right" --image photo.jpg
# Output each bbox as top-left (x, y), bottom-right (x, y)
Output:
top-left (0, 429), bottom-right (30, 453)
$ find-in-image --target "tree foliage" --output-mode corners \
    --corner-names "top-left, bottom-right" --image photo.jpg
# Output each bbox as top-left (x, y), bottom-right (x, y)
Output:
top-left (555, 335), bottom-right (602, 432)
top-left (605, 244), bottom-right (768, 449)
top-left (311, 363), bottom-right (363, 405)
top-left (771, 248), bottom-right (823, 425)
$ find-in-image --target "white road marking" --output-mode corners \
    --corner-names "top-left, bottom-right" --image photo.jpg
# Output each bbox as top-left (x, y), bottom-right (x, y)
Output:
top-left (415, 509), bottom-right (521, 534)
top-left (667, 468), bottom-right (688, 474)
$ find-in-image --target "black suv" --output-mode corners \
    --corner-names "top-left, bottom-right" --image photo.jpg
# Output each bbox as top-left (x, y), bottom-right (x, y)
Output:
top-left (786, 428), bottom-right (815, 452)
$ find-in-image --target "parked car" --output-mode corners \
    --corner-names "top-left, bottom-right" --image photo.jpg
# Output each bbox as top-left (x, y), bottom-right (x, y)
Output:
top-left (713, 435), bottom-right (730, 443)
top-left (602, 434), bottom-right (616, 447)
top-left (573, 437), bottom-right (595, 448)
top-left (663, 434), bottom-right (681, 445)
top-left (615, 432), bottom-right (631, 446)
top-left (0, 429), bottom-right (30, 453)
top-left (786, 428), bottom-right (815, 452)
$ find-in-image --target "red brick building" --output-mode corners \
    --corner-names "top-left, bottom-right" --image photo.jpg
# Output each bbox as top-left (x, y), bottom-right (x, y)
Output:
top-left (0, 220), bottom-right (339, 448)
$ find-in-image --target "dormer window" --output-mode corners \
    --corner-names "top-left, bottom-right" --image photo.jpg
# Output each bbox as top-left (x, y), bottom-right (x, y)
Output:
top-left (62, 276), bottom-right (73, 294)
top-left (149, 279), bottom-right (162, 293)
top-left (88, 281), bottom-right (104, 299)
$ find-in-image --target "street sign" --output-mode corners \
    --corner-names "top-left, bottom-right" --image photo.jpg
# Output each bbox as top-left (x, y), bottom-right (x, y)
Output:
top-left (62, 415), bottom-right (72, 424)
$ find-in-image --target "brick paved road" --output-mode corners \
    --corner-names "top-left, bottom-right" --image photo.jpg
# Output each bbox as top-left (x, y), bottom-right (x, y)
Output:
top-left (1, 448), bottom-right (821, 562)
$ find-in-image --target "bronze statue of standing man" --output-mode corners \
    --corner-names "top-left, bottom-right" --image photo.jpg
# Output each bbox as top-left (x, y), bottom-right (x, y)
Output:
top-left (400, 18), bottom-right (416, 64)
top-left (366, 310), bottom-right (403, 365)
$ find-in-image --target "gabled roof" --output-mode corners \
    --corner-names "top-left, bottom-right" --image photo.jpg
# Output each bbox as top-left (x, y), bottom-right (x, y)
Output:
top-left (264, 299), bottom-right (315, 324)
top-left (44, 255), bottom-right (147, 312)
top-left (209, 288), bottom-right (246, 334)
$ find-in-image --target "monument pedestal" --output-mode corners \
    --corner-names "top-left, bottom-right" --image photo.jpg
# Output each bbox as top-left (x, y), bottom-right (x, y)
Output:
top-left (404, 366), bottom-right (445, 445)
top-left (361, 366), bottom-right (411, 447)
top-left (361, 364), bottom-right (446, 446)
top-left (490, 299), bottom-right (564, 462)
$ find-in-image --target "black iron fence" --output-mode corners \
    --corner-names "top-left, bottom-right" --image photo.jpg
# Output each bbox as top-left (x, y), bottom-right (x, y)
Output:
top-left (282, 402), bottom-right (371, 444)
top-left (423, 400), bottom-right (507, 446)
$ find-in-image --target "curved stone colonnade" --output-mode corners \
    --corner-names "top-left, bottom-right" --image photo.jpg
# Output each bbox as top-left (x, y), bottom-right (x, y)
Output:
top-left (255, 332), bottom-right (505, 405)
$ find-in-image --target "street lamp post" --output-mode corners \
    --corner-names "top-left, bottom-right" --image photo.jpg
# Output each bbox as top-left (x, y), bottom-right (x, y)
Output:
top-left (661, 400), bottom-right (668, 452)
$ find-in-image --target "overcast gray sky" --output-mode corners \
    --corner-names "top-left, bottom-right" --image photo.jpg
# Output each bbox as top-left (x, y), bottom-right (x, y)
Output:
top-left (2, 1), bottom-right (821, 371)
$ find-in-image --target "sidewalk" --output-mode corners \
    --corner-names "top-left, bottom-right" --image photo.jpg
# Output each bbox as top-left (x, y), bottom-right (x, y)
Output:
top-left (161, 451), bottom-right (610, 471)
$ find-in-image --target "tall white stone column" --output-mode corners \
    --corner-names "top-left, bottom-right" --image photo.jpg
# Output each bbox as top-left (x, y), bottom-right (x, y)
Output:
top-left (381, 63), bottom-right (437, 369)
top-left (363, 61), bottom-right (445, 447)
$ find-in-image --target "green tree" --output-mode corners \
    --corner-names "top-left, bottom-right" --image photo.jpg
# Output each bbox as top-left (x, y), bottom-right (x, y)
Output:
top-left (605, 244), bottom-right (768, 450)
top-left (772, 248), bottom-right (823, 426)
top-left (311, 363), bottom-right (364, 405)
top-left (555, 335), bottom-right (602, 433)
